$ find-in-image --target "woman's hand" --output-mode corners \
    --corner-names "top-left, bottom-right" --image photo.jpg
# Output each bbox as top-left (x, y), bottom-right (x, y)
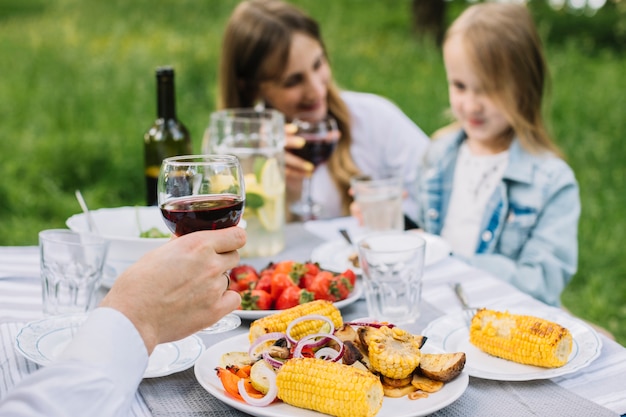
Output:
top-left (284, 122), bottom-right (314, 180)
top-left (99, 227), bottom-right (246, 354)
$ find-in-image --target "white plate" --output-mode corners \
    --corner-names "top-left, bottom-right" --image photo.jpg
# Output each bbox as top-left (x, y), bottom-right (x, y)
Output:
top-left (422, 309), bottom-right (602, 381)
top-left (194, 333), bottom-right (468, 417)
top-left (233, 282), bottom-right (363, 320)
top-left (14, 314), bottom-right (205, 379)
top-left (311, 232), bottom-right (451, 274)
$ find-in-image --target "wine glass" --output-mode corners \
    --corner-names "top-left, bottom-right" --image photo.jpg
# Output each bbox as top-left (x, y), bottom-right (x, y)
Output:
top-left (158, 154), bottom-right (244, 334)
top-left (288, 114), bottom-right (340, 220)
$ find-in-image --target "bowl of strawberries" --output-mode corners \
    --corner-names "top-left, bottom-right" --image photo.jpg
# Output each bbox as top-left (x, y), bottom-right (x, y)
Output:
top-left (228, 260), bottom-right (360, 319)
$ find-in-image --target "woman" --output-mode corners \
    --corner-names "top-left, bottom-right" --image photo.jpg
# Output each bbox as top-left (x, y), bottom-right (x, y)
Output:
top-left (218, 0), bottom-right (430, 221)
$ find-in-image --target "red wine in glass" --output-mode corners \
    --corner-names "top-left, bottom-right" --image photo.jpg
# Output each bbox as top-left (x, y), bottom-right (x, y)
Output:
top-left (157, 154), bottom-right (245, 335)
top-left (160, 195), bottom-right (244, 236)
top-left (288, 133), bottom-right (337, 168)
top-left (288, 115), bottom-right (340, 220)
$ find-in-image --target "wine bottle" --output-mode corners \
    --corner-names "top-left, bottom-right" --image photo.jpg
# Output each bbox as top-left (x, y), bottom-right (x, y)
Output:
top-left (144, 66), bottom-right (192, 206)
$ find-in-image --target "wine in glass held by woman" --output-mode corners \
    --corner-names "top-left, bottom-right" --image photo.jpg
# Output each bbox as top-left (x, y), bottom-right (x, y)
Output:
top-left (158, 154), bottom-right (245, 334)
top-left (288, 115), bottom-right (340, 220)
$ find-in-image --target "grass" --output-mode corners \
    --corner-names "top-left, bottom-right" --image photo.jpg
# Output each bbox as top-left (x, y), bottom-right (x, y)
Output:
top-left (0, 0), bottom-right (624, 345)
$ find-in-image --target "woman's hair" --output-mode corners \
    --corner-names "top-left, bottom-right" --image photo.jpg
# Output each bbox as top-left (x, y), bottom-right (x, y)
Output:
top-left (219, 0), bottom-right (360, 214)
top-left (444, 3), bottom-right (561, 156)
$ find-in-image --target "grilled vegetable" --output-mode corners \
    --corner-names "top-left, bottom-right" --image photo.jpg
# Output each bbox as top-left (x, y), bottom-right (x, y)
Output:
top-left (418, 352), bottom-right (466, 382)
top-left (359, 326), bottom-right (422, 379)
top-left (249, 300), bottom-right (343, 344)
top-left (469, 308), bottom-right (573, 368)
top-left (276, 357), bottom-right (384, 417)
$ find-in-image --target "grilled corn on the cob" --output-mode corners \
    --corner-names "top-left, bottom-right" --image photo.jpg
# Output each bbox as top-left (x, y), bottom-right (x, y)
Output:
top-left (469, 308), bottom-right (572, 368)
top-left (276, 357), bottom-right (384, 417)
top-left (360, 326), bottom-right (422, 379)
top-left (249, 300), bottom-right (343, 343)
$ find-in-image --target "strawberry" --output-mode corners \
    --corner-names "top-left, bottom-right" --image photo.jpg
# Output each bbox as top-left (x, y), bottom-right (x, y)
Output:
top-left (255, 272), bottom-right (272, 293)
top-left (240, 289), bottom-right (272, 310)
top-left (270, 272), bottom-right (298, 302)
top-left (229, 265), bottom-right (259, 292)
top-left (308, 271), bottom-right (338, 301)
top-left (309, 271), bottom-right (353, 302)
top-left (340, 269), bottom-right (357, 286)
top-left (299, 262), bottom-right (320, 290)
top-left (275, 286), bottom-right (315, 310)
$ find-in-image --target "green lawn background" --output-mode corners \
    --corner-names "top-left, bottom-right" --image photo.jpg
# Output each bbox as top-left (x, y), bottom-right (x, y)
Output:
top-left (0, 0), bottom-right (624, 345)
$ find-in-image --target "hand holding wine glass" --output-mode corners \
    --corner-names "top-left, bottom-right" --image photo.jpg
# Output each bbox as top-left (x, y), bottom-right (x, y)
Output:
top-left (287, 115), bottom-right (340, 220)
top-left (158, 154), bottom-right (245, 334)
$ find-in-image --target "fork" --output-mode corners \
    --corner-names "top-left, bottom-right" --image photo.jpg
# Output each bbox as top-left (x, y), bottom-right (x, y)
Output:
top-left (452, 283), bottom-right (477, 326)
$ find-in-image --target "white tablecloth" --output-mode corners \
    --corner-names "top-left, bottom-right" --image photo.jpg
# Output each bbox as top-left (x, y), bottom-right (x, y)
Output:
top-left (1, 220), bottom-right (625, 416)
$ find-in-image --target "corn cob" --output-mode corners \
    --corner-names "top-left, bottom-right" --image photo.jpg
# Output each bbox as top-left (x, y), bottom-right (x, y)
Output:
top-left (276, 357), bottom-right (384, 417)
top-left (363, 326), bottom-right (422, 379)
top-left (249, 300), bottom-right (343, 344)
top-left (469, 308), bottom-right (573, 368)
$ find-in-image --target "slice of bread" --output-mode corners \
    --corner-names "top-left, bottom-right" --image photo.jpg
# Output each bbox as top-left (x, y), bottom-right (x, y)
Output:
top-left (418, 352), bottom-right (466, 382)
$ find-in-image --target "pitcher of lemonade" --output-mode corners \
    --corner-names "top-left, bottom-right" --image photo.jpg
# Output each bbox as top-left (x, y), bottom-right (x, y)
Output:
top-left (203, 109), bottom-right (286, 258)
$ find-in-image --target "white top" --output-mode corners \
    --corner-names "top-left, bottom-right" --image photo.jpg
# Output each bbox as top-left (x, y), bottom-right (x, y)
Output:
top-left (441, 142), bottom-right (509, 257)
top-left (310, 91), bottom-right (430, 219)
top-left (0, 308), bottom-right (148, 417)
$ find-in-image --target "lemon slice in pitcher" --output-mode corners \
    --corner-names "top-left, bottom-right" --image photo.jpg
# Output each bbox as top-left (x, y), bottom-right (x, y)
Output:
top-left (257, 158), bottom-right (284, 231)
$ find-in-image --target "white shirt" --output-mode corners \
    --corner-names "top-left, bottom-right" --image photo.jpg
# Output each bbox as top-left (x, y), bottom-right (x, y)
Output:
top-left (441, 142), bottom-right (509, 257)
top-left (0, 308), bottom-right (148, 417)
top-left (311, 91), bottom-right (430, 220)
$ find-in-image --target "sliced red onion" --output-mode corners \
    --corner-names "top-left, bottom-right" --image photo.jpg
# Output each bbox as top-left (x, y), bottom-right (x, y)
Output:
top-left (285, 314), bottom-right (335, 344)
top-left (315, 347), bottom-right (344, 362)
top-left (293, 333), bottom-right (345, 362)
top-left (248, 332), bottom-right (288, 358)
top-left (345, 320), bottom-right (395, 329)
top-left (237, 366), bottom-right (277, 407)
top-left (262, 351), bottom-right (284, 369)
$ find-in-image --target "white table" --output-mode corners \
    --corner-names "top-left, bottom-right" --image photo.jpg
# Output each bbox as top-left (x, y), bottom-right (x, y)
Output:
top-left (1, 221), bottom-right (625, 416)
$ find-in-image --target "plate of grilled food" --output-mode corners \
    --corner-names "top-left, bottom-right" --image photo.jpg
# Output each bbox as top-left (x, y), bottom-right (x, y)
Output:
top-left (195, 300), bottom-right (469, 417)
top-left (422, 308), bottom-right (602, 381)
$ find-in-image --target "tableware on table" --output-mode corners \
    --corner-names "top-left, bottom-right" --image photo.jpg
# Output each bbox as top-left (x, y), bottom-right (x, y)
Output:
top-left (158, 154), bottom-right (244, 334)
top-left (422, 308), bottom-right (603, 381)
top-left (288, 114), bottom-right (340, 221)
top-left (194, 332), bottom-right (468, 417)
top-left (39, 229), bottom-right (109, 316)
top-left (452, 283), bottom-right (478, 326)
top-left (350, 175), bottom-right (404, 232)
top-left (311, 231), bottom-right (451, 275)
top-left (67, 206), bottom-right (171, 287)
top-left (203, 108), bottom-right (286, 258)
top-left (14, 313), bottom-right (204, 378)
top-left (357, 232), bottom-right (426, 325)
top-left (74, 190), bottom-right (99, 234)
top-left (233, 280), bottom-right (363, 320)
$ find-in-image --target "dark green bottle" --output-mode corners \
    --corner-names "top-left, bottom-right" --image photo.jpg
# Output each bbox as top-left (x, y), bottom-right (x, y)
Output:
top-left (144, 66), bottom-right (192, 206)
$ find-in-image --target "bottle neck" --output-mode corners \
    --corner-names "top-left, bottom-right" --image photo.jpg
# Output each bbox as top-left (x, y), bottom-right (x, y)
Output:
top-left (156, 71), bottom-right (176, 120)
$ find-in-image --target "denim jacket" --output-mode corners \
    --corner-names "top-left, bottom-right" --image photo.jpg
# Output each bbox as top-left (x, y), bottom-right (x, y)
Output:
top-left (415, 130), bottom-right (580, 306)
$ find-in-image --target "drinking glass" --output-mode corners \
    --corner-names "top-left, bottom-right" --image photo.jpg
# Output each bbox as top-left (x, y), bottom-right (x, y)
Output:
top-left (158, 154), bottom-right (244, 334)
top-left (288, 114), bottom-right (340, 220)
top-left (357, 232), bottom-right (426, 325)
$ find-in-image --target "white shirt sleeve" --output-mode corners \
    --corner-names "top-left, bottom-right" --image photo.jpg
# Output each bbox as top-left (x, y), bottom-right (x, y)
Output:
top-left (0, 308), bottom-right (148, 417)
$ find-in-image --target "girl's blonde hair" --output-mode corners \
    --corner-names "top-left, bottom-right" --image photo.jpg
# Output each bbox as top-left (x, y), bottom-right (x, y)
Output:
top-left (445, 3), bottom-right (561, 156)
top-left (219, 0), bottom-right (360, 214)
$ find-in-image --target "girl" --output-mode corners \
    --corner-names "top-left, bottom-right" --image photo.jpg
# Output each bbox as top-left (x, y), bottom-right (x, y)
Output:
top-left (217, 0), bottom-right (430, 221)
top-left (416, 3), bottom-right (580, 306)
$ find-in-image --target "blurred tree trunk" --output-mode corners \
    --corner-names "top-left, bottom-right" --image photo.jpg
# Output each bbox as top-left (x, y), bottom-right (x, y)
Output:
top-left (412, 0), bottom-right (446, 45)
